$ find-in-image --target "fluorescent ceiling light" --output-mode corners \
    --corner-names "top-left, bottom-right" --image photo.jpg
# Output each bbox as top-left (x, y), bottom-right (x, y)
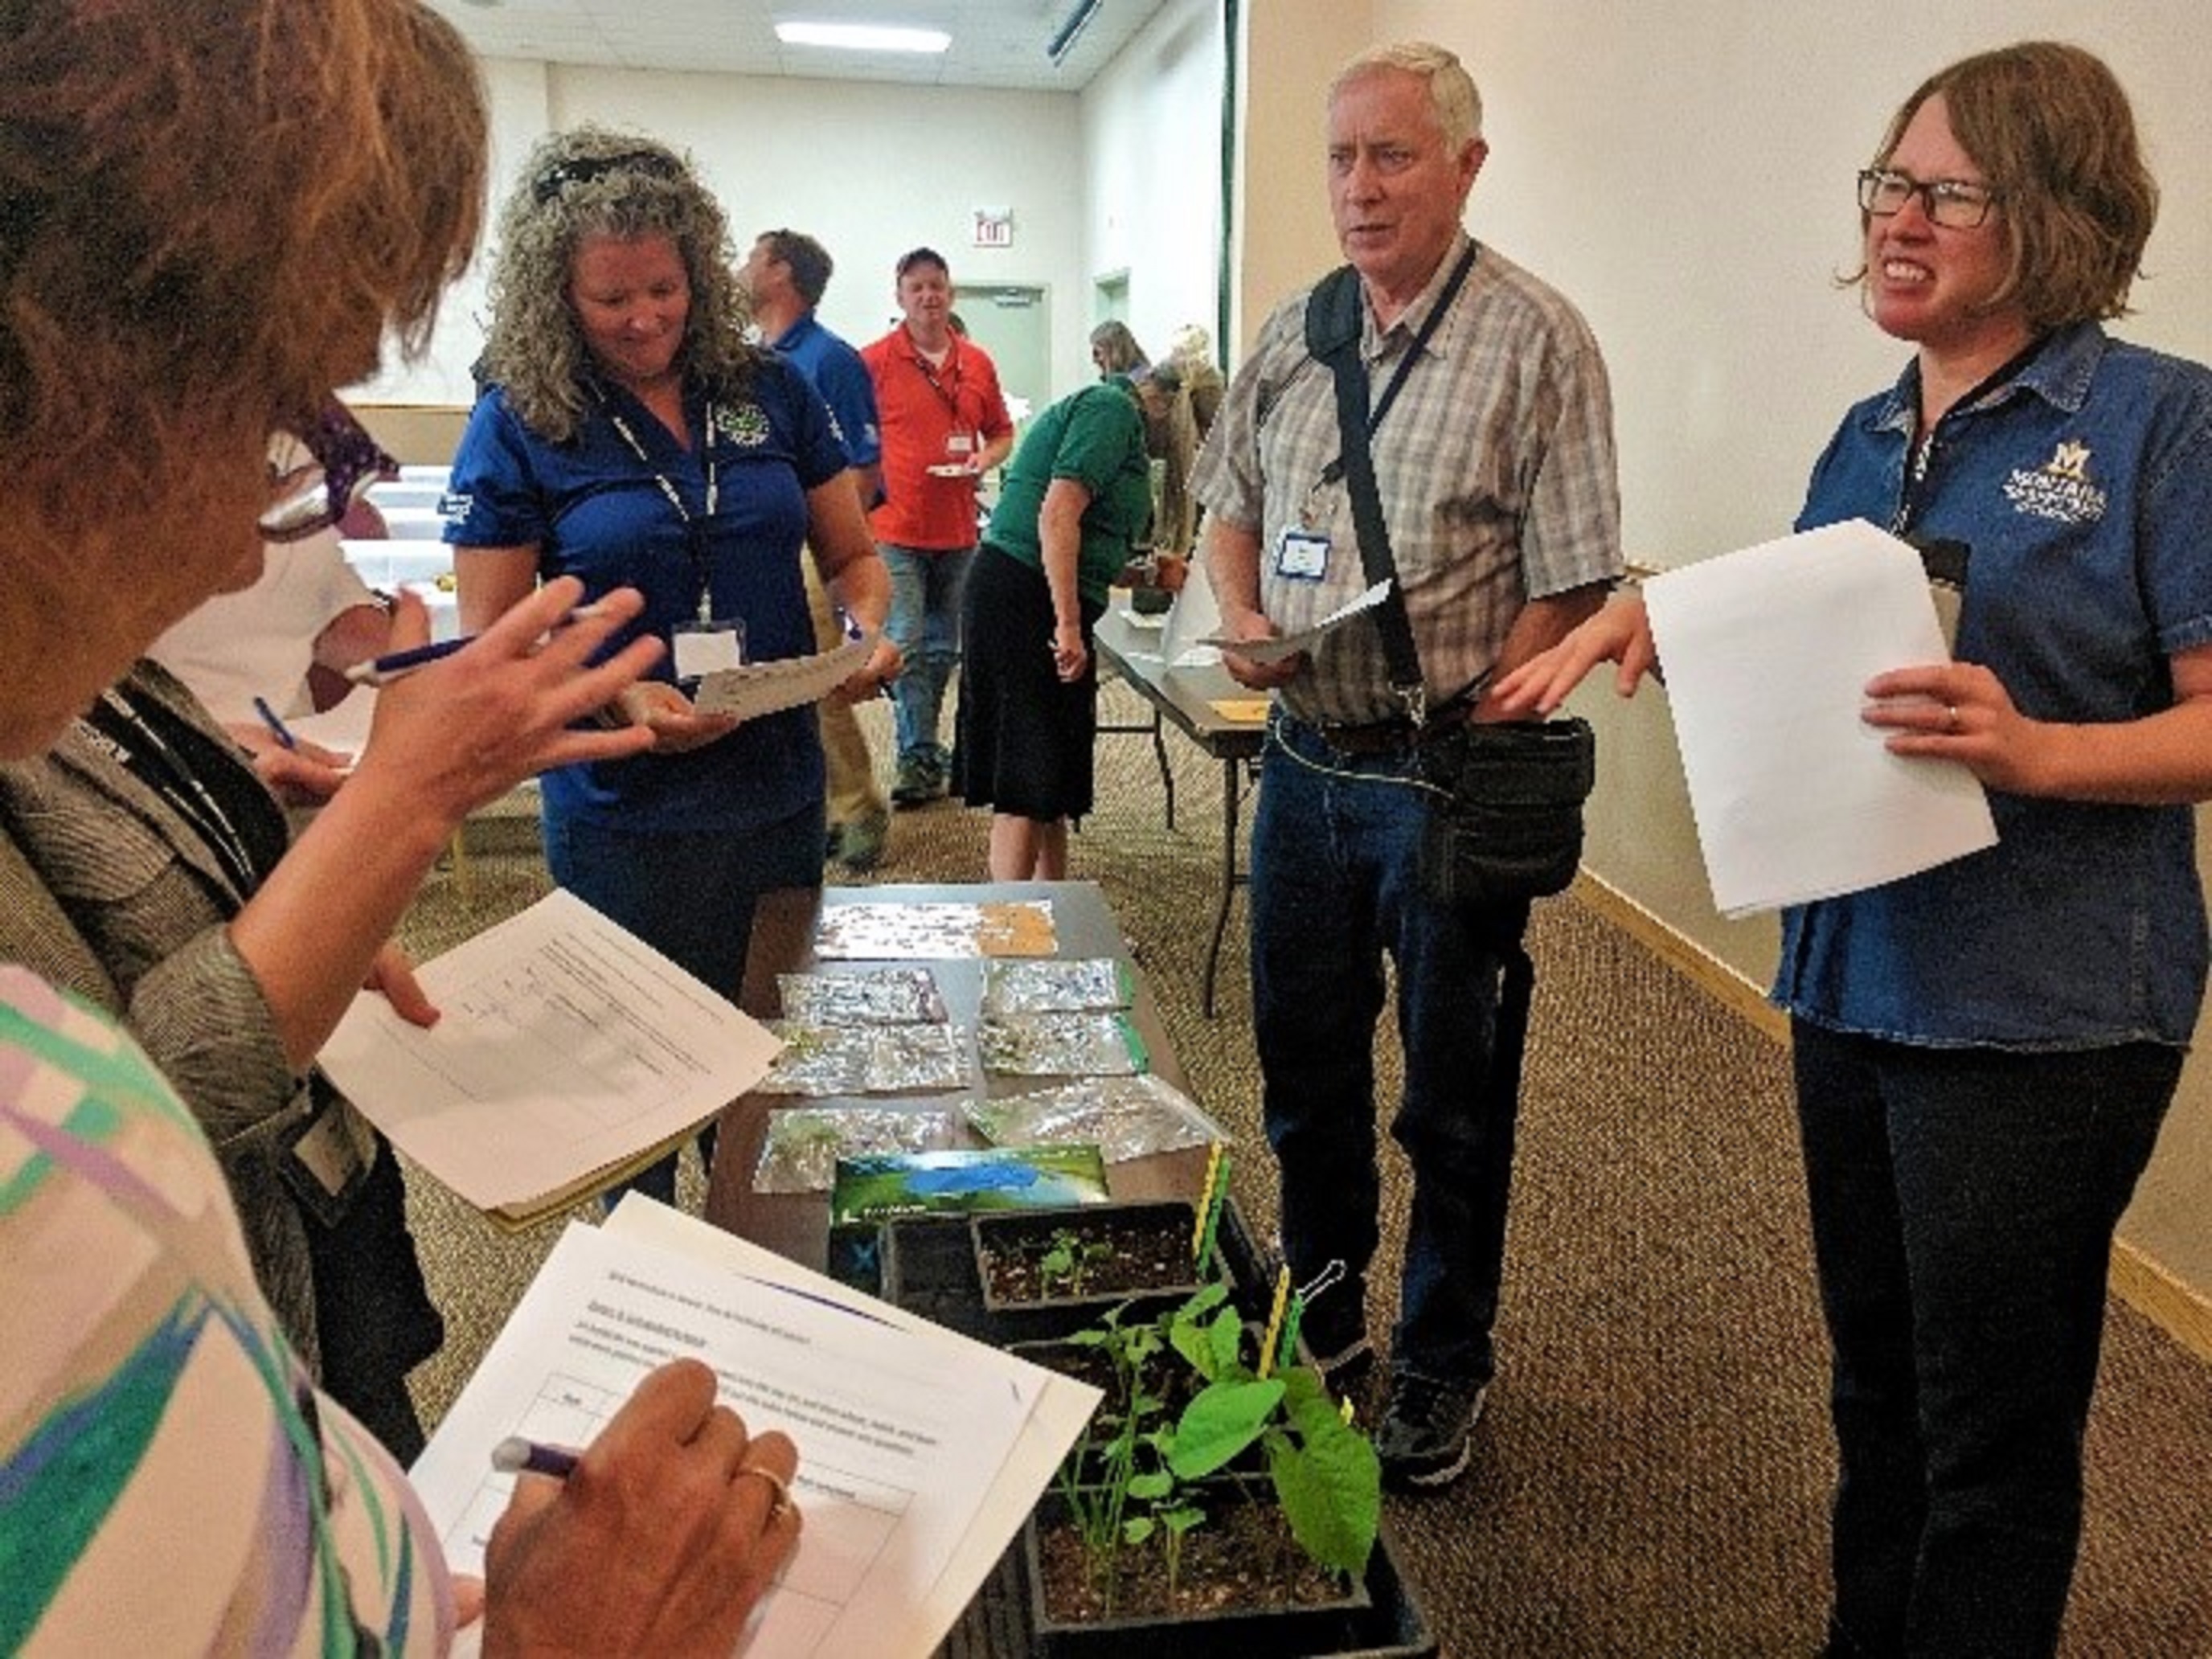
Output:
top-left (775, 21), bottom-right (951, 54)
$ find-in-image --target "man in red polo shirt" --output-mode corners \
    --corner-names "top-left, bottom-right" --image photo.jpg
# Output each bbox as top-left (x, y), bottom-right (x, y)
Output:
top-left (862, 247), bottom-right (1015, 805)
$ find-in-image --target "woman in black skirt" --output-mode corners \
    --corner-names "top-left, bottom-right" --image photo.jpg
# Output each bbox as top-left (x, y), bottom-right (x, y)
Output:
top-left (956, 374), bottom-right (1155, 879)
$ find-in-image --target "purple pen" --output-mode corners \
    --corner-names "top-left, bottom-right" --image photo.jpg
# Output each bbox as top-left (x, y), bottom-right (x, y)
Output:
top-left (490, 1435), bottom-right (580, 1479)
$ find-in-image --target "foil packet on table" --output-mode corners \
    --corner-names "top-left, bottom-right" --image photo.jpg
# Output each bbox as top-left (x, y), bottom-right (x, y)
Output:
top-left (778, 967), bottom-right (948, 1026)
top-left (754, 1105), bottom-right (962, 1194)
top-left (977, 1010), bottom-right (1149, 1078)
top-left (977, 956), bottom-right (1134, 1015)
top-left (812, 899), bottom-right (1057, 961)
top-left (965, 1073), bottom-right (1225, 1165)
top-left (759, 1021), bottom-right (972, 1096)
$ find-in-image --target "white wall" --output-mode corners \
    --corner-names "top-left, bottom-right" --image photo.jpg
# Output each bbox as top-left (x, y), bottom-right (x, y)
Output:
top-left (1078, 0), bottom-right (1226, 367)
top-left (359, 62), bottom-right (1088, 406)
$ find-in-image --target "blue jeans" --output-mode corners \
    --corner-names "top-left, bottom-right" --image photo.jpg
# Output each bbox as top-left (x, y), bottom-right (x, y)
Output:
top-left (881, 542), bottom-right (975, 769)
top-left (544, 798), bottom-right (825, 1207)
top-left (1791, 1022), bottom-right (2178, 1657)
top-left (1251, 713), bottom-right (1533, 1385)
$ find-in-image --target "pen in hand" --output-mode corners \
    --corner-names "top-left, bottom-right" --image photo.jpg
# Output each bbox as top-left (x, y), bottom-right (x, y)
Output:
top-left (345, 600), bottom-right (615, 687)
top-left (491, 1435), bottom-right (580, 1480)
top-left (252, 695), bottom-right (299, 751)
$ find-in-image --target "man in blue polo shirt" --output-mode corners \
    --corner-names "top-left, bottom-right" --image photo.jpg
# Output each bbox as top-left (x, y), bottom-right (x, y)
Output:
top-left (745, 228), bottom-right (891, 874)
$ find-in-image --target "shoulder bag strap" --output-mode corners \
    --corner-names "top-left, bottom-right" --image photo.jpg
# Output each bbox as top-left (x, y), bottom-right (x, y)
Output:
top-left (1304, 246), bottom-right (1480, 725)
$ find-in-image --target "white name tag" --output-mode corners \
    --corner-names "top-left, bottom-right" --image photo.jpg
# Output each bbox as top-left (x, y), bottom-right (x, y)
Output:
top-left (673, 624), bottom-right (744, 680)
top-left (1275, 530), bottom-right (1330, 582)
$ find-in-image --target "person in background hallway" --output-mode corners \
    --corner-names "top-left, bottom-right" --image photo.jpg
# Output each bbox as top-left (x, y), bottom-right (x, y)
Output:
top-left (450, 129), bottom-right (899, 1210)
top-left (1194, 39), bottom-right (1620, 1492)
top-left (1088, 318), bottom-right (1149, 379)
top-left (149, 426), bottom-right (395, 776)
top-left (0, 0), bottom-right (799, 1647)
top-left (955, 374), bottom-right (1153, 880)
top-left (743, 227), bottom-right (895, 875)
top-left (863, 247), bottom-right (1015, 808)
top-left (1167, 322), bottom-right (1227, 443)
top-left (1497, 41), bottom-right (2212, 1657)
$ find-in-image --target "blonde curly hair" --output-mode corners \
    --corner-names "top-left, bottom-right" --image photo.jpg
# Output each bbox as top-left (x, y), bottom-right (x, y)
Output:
top-left (478, 125), bottom-right (760, 443)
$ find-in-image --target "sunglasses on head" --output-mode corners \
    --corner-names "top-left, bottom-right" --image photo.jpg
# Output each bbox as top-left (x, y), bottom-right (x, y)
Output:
top-left (531, 149), bottom-right (684, 206)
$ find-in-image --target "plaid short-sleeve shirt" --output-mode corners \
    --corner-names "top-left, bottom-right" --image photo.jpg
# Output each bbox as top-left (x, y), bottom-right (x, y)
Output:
top-left (1194, 234), bottom-right (1623, 725)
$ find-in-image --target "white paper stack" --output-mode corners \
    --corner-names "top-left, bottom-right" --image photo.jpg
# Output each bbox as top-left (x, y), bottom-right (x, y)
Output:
top-left (1641, 518), bottom-right (1997, 918)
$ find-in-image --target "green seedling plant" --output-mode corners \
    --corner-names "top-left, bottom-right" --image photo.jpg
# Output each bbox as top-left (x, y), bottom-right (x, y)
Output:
top-left (1036, 1226), bottom-right (1115, 1300)
top-left (1053, 1280), bottom-right (1382, 1617)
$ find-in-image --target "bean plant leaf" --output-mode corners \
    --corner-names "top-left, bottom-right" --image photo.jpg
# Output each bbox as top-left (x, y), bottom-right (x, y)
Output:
top-left (1168, 1377), bottom-right (1284, 1479)
top-left (1265, 1368), bottom-right (1382, 1577)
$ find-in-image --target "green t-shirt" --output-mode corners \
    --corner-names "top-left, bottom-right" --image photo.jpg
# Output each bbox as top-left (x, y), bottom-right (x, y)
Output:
top-left (983, 380), bottom-right (1153, 604)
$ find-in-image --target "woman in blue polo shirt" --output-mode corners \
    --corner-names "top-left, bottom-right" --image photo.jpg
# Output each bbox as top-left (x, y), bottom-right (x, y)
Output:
top-left (449, 128), bottom-right (899, 1206)
top-left (1498, 43), bottom-right (2212, 1655)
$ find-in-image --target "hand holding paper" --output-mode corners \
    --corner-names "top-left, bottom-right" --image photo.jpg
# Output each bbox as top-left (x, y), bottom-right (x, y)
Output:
top-left (1641, 518), bottom-right (1997, 917)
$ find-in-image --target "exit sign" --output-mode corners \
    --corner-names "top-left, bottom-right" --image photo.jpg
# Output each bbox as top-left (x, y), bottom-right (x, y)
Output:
top-left (973, 207), bottom-right (1014, 249)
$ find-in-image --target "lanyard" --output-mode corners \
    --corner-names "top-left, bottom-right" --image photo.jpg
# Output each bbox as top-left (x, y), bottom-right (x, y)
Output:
top-left (1890, 333), bottom-right (2050, 537)
top-left (83, 686), bottom-right (276, 897)
top-left (1320, 241), bottom-right (1481, 488)
top-left (601, 391), bottom-right (721, 621)
top-left (908, 340), bottom-right (968, 422)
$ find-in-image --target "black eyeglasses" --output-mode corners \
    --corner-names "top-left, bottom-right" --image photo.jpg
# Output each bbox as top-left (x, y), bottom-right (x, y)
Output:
top-left (260, 399), bottom-right (399, 544)
top-left (532, 149), bottom-right (684, 206)
top-left (1857, 168), bottom-right (2001, 230)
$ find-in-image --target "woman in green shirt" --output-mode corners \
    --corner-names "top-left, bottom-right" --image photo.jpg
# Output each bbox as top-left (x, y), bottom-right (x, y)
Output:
top-left (955, 375), bottom-right (1154, 879)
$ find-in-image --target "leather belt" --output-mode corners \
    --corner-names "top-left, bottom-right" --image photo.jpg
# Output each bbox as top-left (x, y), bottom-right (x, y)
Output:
top-left (1297, 711), bottom-right (1465, 757)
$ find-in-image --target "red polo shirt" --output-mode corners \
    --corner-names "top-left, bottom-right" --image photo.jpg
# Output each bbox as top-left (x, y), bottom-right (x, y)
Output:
top-left (862, 324), bottom-right (1014, 551)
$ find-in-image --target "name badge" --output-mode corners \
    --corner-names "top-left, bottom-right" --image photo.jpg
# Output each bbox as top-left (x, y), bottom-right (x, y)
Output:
top-left (1275, 530), bottom-right (1330, 582)
top-left (673, 620), bottom-right (745, 682)
top-left (946, 432), bottom-right (976, 457)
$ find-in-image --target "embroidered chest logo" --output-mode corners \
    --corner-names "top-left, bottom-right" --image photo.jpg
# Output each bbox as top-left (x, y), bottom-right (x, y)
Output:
top-left (715, 403), bottom-right (772, 448)
top-left (2002, 440), bottom-right (2106, 526)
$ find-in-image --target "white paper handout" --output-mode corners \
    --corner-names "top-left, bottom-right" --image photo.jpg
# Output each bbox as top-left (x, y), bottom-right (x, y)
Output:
top-left (1202, 576), bottom-right (1393, 665)
top-left (1161, 556), bottom-right (1224, 668)
top-left (1641, 518), bottom-right (1997, 917)
top-left (597, 1196), bottom-right (1102, 1653)
top-left (409, 1213), bottom-right (1097, 1659)
top-left (692, 632), bottom-right (873, 720)
top-left (319, 888), bottom-right (781, 1214)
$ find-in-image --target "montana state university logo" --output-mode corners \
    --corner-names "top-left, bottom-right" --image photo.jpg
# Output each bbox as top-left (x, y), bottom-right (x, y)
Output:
top-left (2003, 439), bottom-right (2106, 525)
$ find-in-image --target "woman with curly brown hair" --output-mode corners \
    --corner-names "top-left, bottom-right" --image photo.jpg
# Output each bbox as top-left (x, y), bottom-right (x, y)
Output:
top-left (450, 128), bottom-right (899, 1206)
top-left (3, 6), bottom-right (799, 1648)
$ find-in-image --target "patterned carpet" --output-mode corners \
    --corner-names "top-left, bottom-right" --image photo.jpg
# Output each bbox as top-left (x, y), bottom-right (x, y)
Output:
top-left (393, 684), bottom-right (2212, 1656)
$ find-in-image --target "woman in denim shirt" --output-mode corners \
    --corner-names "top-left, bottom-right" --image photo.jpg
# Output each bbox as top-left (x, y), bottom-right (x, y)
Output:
top-left (1500, 43), bottom-right (2212, 1657)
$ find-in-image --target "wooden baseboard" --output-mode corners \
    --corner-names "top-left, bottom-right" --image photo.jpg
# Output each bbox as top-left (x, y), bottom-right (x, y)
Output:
top-left (1570, 874), bottom-right (1789, 1043)
top-left (2110, 1243), bottom-right (2212, 1365)
top-left (1572, 872), bottom-right (2212, 1365)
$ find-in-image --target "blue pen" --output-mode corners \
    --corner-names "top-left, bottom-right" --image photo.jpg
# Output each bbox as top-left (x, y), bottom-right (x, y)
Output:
top-left (344, 600), bottom-right (614, 687)
top-left (252, 696), bottom-right (299, 751)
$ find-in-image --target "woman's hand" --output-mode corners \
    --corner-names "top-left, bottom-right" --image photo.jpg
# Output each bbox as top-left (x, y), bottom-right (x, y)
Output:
top-left (831, 637), bottom-right (903, 706)
top-left (363, 941), bottom-right (438, 1028)
top-left (1490, 596), bottom-right (1657, 715)
top-left (481, 1359), bottom-right (802, 1658)
top-left (355, 580), bottom-right (662, 825)
top-left (609, 680), bottom-right (742, 752)
top-left (1051, 621), bottom-right (1088, 683)
top-left (1863, 662), bottom-right (2040, 789)
top-left (248, 738), bottom-right (355, 806)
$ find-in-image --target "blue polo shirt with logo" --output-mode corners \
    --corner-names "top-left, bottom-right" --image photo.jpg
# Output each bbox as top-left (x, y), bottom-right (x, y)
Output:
top-left (444, 355), bottom-right (847, 830)
top-left (1776, 322), bottom-right (2212, 1049)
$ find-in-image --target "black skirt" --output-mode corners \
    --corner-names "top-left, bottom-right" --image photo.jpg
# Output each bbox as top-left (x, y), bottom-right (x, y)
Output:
top-left (954, 545), bottom-right (1104, 821)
